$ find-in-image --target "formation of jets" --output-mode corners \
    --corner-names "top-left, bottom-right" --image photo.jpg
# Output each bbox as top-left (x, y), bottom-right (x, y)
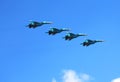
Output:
top-left (26, 21), bottom-right (104, 47)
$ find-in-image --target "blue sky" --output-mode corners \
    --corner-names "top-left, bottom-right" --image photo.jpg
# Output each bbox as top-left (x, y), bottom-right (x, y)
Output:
top-left (0, 0), bottom-right (120, 82)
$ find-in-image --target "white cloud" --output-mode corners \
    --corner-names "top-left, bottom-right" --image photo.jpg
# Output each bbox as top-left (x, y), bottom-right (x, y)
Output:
top-left (62, 70), bottom-right (82, 82)
top-left (62, 70), bottom-right (91, 82)
top-left (52, 69), bottom-right (92, 82)
top-left (111, 78), bottom-right (120, 82)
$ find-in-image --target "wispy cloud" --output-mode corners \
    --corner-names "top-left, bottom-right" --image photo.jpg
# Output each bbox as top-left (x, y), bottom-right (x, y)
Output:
top-left (52, 78), bottom-right (57, 82)
top-left (111, 78), bottom-right (120, 82)
top-left (52, 69), bottom-right (92, 82)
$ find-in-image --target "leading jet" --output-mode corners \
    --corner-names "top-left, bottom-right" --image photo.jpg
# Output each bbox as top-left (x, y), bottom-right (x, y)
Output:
top-left (26, 21), bottom-right (52, 28)
top-left (63, 33), bottom-right (87, 40)
top-left (46, 28), bottom-right (70, 35)
top-left (81, 39), bottom-right (104, 46)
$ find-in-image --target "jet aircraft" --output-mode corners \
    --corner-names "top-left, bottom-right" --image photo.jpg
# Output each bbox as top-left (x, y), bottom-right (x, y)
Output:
top-left (46, 28), bottom-right (70, 35)
top-left (63, 33), bottom-right (87, 40)
top-left (26, 21), bottom-right (52, 28)
top-left (81, 39), bottom-right (104, 46)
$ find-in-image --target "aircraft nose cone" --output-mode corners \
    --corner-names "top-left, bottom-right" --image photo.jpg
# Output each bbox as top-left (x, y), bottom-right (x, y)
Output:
top-left (83, 34), bottom-right (87, 36)
top-left (48, 22), bottom-right (53, 24)
top-left (96, 40), bottom-right (104, 42)
top-left (100, 40), bottom-right (104, 42)
top-left (78, 33), bottom-right (87, 36)
top-left (45, 21), bottom-right (53, 24)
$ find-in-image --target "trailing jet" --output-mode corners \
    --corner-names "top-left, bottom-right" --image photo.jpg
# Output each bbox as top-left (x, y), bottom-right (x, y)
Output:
top-left (63, 33), bottom-right (87, 40)
top-left (81, 39), bottom-right (104, 46)
top-left (46, 28), bottom-right (70, 35)
top-left (26, 21), bottom-right (52, 28)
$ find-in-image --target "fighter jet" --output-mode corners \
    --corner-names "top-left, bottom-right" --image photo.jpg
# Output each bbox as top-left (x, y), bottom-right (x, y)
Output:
top-left (26, 21), bottom-right (52, 28)
top-left (46, 28), bottom-right (70, 35)
top-left (81, 39), bottom-right (104, 46)
top-left (63, 33), bottom-right (87, 40)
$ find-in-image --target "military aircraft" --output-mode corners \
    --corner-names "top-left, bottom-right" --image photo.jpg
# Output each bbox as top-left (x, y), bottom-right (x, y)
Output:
top-left (63, 33), bottom-right (87, 40)
top-left (46, 28), bottom-right (70, 35)
top-left (26, 21), bottom-right (52, 28)
top-left (81, 39), bottom-right (104, 46)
